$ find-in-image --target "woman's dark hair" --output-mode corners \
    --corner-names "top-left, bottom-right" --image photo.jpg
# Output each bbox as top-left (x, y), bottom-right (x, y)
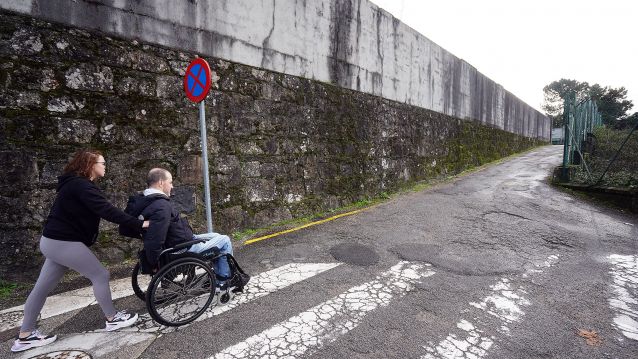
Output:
top-left (63, 149), bottom-right (102, 179)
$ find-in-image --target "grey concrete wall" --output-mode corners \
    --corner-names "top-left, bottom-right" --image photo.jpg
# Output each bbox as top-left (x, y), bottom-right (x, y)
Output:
top-left (0, 0), bottom-right (550, 140)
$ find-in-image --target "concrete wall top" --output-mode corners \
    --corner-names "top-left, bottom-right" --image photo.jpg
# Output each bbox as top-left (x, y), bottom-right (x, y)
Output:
top-left (1, 0), bottom-right (549, 140)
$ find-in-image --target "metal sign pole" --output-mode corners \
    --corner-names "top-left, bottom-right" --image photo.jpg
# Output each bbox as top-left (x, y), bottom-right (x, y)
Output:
top-left (199, 100), bottom-right (213, 232)
top-left (184, 57), bottom-right (213, 233)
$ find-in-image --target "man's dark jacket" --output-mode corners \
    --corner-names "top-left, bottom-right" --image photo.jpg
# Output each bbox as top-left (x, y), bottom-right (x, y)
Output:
top-left (43, 173), bottom-right (143, 246)
top-left (121, 193), bottom-right (194, 266)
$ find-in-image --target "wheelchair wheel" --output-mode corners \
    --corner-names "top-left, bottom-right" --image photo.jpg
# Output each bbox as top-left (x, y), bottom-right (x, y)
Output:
top-left (131, 263), bottom-right (150, 301)
top-left (146, 257), bottom-right (216, 327)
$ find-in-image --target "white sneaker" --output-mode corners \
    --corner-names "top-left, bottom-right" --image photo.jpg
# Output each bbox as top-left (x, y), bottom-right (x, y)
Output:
top-left (105, 310), bottom-right (138, 331)
top-left (10, 329), bottom-right (57, 352)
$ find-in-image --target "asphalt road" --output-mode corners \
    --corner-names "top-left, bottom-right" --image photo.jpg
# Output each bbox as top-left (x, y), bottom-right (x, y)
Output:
top-left (2, 145), bottom-right (637, 359)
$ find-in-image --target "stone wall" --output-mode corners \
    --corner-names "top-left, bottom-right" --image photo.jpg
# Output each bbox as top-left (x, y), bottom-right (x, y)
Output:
top-left (0, 11), bottom-right (542, 280)
top-left (0, 0), bottom-right (550, 140)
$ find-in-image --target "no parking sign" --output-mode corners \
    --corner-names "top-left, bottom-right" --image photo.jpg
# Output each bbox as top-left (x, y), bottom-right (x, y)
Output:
top-left (184, 57), bottom-right (214, 231)
top-left (183, 58), bottom-right (212, 103)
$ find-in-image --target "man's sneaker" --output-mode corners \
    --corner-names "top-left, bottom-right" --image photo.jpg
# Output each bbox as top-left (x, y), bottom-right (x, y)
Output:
top-left (105, 310), bottom-right (138, 331)
top-left (215, 274), bottom-right (231, 292)
top-left (230, 273), bottom-right (251, 292)
top-left (10, 330), bottom-right (57, 352)
top-left (215, 281), bottom-right (226, 291)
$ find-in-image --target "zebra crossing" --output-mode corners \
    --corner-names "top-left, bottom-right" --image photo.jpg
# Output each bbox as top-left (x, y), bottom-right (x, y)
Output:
top-left (8, 262), bottom-right (340, 358)
top-left (607, 254), bottom-right (638, 341)
top-left (3, 253), bottom-right (638, 359)
top-left (422, 255), bottom-right (559, 359)
top-left (212, 261), bottom-right (434, 359)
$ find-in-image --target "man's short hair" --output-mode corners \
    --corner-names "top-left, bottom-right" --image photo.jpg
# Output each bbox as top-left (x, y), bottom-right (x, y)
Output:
top-left (147, 168), bottom-right (170, 187)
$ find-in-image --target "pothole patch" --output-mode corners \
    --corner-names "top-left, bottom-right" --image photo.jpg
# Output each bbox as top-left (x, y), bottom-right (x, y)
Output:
top-left (390, 243), bottom-right (522, 276)
top-left (390, 243), bottom-right (439, 263)
top-left (329, 243), bottom-right (379, 266)
top-left (33, 350), bottom-right (92, 359)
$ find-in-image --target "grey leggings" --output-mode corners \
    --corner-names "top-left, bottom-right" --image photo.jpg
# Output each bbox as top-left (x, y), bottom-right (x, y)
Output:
top-left (21, 236), bottom-right (116, 332)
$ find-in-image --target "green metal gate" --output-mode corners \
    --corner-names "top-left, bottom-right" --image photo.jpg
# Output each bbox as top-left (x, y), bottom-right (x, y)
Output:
top-left (560, 92), bottom-right (637, 187)
top-left (561, 93), bottom-right (602, 181)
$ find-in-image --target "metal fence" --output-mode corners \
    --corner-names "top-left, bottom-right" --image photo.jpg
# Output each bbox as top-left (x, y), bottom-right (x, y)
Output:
top-left (561, 92), bottom-right (638, 188)
top-left (561, 93), bottom-right (603, 181)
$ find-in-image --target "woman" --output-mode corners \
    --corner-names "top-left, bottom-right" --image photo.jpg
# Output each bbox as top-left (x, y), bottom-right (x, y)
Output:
top-left (11, 149), bottom-right (150, 353)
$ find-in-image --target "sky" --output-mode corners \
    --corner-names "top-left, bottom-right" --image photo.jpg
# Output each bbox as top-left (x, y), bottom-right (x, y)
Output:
top-left (370, 0), bottom-right (638, 114)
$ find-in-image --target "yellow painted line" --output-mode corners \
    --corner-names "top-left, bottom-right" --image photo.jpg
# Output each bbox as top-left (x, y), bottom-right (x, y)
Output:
top-left (244, 208), bottom-right (366, 245)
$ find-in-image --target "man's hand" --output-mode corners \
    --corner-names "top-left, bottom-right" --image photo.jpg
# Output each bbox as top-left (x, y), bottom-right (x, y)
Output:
top-left (142, 220), bottom-right (150, 228)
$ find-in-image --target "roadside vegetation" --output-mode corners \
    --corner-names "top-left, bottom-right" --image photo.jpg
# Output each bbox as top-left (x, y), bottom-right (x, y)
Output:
top-left (571, 127), bottom-right (638, 188)
top-left (0, 280), bottom-right (18, 299)
top-left (544, 78), bottom-right (637, 192)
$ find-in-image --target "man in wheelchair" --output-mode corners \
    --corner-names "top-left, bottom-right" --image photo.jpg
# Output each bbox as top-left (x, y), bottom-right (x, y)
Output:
top-left (120, 168), bottom-right (250, 292)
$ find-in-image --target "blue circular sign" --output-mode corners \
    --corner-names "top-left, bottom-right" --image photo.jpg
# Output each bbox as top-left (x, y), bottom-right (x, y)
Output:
top-left (183, 58), bottom-right (212, 103)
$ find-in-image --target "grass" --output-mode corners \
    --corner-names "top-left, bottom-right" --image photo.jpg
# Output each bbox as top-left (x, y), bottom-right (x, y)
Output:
top-left (0, 279), bottom-right (19, 299)
top-left (571, 127), bottom-right (638, 188)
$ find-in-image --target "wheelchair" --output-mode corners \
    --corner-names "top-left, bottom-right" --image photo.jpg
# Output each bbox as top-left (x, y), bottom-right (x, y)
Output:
top-left (131, 238), bottom-right (248, 327)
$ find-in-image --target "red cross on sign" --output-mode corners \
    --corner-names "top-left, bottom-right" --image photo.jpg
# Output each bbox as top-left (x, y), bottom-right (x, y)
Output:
top-left (183, 58), bottom-right (212, 103)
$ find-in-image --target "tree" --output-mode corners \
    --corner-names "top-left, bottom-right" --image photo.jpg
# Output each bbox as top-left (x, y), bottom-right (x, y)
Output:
top-left (587, 83), bottom-right (606, 103)
top-left (598, 87), bottom-right (633, 126)
top-left (616, 112), bottom-right (638, 130)
top-left (542, 79), bottom-right (634, 128)
top-left (542, 79), bottom-right (590, 127)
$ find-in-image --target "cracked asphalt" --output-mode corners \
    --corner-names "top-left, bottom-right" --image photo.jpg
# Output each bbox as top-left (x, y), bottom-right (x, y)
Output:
top-left (2, 145), bottom-right (637, 359)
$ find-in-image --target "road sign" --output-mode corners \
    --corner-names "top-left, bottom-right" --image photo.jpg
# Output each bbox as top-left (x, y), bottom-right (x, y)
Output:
top-left (183, 58), bottom-right (212, 103)
top-left (184, 57), bottom-right (214, 232)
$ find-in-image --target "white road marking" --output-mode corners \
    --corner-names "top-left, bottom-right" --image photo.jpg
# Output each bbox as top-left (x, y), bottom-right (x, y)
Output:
top-left (608, 254), bottom-right (638, 341)
top-left (7, 263), bottom-right (340, 358)
top-left (0, 275), bottom-right (150, 332)
top-left (211, 261), bottom-right (435, 359)
top-left (469, 278), bottom-right (530, 327)
top-left (124, 262), bottom-right (341, 334)
top-left (422, 254), bottom-right (559, 359)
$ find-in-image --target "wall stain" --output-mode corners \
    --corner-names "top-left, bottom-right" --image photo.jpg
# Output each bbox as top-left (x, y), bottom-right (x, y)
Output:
top-left (261, 0), bottom-right (277, 69)
top-left (328, 0), bottom-right (354, 88)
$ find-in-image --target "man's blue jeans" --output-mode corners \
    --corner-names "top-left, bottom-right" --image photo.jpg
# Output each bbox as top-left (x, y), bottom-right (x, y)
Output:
top-left (188, 232), bottom-right (233, 279)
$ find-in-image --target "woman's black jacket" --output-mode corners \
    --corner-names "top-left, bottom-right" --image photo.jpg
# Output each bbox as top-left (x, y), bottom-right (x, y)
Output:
top-left (42, 173), bottom-right (143, 246)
